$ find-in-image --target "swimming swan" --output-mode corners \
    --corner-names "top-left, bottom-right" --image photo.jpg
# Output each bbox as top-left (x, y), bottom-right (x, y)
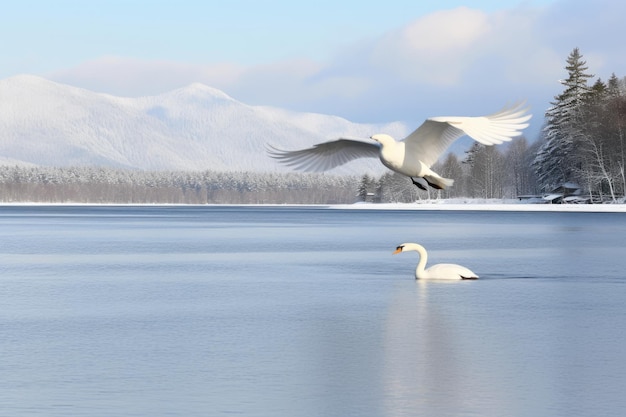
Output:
top-left (393, 243), bottom-right (478, 280)
top-left (267, 102), bottom-right (531, 190)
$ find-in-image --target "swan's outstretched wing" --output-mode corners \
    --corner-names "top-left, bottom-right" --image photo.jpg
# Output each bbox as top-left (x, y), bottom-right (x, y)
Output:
top-left (404, 102), bottom-right (531, 167)
top-left (266, 138), bottom-right (380, 172)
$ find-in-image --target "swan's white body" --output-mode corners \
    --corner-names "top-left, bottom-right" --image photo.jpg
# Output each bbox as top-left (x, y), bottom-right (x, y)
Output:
top-left (393, 243), bottom-right (478, 280)
top-left (267, 103), bottom-right (531, 189)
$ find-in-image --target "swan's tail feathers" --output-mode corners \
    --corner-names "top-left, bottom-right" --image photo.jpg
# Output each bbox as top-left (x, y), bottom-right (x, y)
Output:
top-left (424, 175), bottom-right (454, 190)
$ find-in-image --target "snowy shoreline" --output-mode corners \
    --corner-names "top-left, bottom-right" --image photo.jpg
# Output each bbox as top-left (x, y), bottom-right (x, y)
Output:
top-left (0, 199), bottom-right (625, 212)
top-left (331, 202), bottom-right (626, 212)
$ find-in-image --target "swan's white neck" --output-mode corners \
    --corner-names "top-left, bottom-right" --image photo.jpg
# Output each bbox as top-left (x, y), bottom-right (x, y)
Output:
top-left (403, 243), bottom-right (428, 279)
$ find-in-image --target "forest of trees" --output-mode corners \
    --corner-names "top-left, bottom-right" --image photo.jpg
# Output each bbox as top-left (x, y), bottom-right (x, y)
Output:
top-left (1, 48), bottom-right (624, 204)
top-left (0, 166), bottom-right (357, 204)
top-left (533, 48), bottom-right (626, 202)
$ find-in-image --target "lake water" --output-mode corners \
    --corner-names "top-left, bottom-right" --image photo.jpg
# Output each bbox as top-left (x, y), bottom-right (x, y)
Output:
top-left (1, 205), bottom-right (625, 417)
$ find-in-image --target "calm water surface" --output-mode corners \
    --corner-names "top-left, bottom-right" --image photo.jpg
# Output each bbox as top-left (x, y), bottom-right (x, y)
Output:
top-left (1, 205), bottom-right (625, 417)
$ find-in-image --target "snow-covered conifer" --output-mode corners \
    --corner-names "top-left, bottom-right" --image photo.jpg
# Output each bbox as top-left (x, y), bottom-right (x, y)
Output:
top-left (533, 47), bottom-right (594, 192)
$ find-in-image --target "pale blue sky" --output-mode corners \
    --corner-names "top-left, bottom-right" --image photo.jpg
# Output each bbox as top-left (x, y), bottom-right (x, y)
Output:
top-left (2, 0), bottom-right (625, 137)
top-left (4, 1), bottom-right (554, 70)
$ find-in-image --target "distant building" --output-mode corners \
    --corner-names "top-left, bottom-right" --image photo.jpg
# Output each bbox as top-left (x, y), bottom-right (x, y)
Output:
top-left (543, 183), bottom-right (588, 204)
top-left (518, 183), bottom-right (588, 204)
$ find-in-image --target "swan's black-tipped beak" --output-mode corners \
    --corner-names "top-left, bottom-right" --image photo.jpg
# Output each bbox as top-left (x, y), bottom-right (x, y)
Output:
top-left (393, 247), bottom-right (402, 255)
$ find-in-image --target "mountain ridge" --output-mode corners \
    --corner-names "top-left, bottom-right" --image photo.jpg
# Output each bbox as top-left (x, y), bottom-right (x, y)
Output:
top-left (0, 75), bottom-right (407, 173)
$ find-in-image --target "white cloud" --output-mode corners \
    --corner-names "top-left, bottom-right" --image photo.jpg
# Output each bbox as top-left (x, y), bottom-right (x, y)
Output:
top-left (50, 56), bottom-right (244, 97)
top-left (404, 7), bottom-right (490, 51)
top-left (366, 7), bottom-right (492, 85)
top-left (535, 0), bottom-right (626, 80)
top-left (50, 55), bottom-right (371, 109)
top-left (361, 6), bottom-right (566, 88)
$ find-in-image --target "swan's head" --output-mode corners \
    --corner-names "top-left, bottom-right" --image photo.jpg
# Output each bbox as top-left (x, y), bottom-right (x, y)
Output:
top-left (393, 243), bottom-right (422, 254)
top-left (393, 243), bottom-right (408, 254)
top-left (371, 133), bottom-right (395, 146)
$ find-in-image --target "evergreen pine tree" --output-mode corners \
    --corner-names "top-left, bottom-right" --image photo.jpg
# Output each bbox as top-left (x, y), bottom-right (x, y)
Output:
top-left (607, 73), bottom-right (622, 98)
top-left (533, 47), bottom-right (594, 191)
top-left (357, 174), bottom-right (371, 201)
top-left (589, 78), bottom-right (608, 103)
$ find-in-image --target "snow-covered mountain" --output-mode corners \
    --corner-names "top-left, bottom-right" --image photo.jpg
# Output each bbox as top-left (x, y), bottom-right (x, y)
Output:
top-left (0, 75), bottom-right (407, 173)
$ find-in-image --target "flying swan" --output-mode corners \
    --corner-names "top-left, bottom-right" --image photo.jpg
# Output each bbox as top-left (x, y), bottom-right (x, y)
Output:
top-left (393, 243), bottom-right (478, 280)
top-left (267, 102), bottom-right (531, 190)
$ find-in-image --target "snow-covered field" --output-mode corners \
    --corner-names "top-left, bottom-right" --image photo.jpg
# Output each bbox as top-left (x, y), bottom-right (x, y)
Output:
top-left (1, 199), bottom-right (625, 212)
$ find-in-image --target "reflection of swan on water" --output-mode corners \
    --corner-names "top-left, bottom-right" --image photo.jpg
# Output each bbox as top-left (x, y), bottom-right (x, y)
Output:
top-left (393, 243), bottom-right (478, 280)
